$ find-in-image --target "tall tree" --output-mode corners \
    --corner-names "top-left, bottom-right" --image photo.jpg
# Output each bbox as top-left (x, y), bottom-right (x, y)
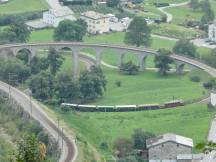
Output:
top-left (54, 20), bottom-right (87, 41)
top-left (132, 129), bottom-right (155, 150)
top-left (47, 48), bottom-right (64, 75)
top-left (79, 66), bottom-right (107, 101)
top-left (189, 0), bottom-right (200, 10)
top-left (154, 49), bottom-right (174, 76)
top-left (124, 16), bottom-right (151, 47)
top-left (28, 71), bottom-right (54, 100)
top-left (173, 39), bottom-right (197, 57)
top-left (55, 72), bottom-right (80, 103)
top-left (3, 22), bottom-right (30, 43)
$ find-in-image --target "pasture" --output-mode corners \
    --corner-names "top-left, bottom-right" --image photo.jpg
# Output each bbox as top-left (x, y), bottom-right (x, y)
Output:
top-left (0, 0), bottom-right (48, 14)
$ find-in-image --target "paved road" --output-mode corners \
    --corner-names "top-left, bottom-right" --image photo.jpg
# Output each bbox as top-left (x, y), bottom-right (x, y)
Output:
top-left (0, 81), bottom-right (78, 162)
top-left (158, 1), bottom-right (190, 23)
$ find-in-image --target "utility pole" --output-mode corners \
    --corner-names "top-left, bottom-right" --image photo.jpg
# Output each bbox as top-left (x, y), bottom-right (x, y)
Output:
top-left (62, 128), bottom-right (64, 152)
top-left (29, 94), bottom-right (32, 117)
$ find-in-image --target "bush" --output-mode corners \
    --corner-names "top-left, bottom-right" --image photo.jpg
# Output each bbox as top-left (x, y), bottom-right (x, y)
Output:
top-left (120, 61), bottom-right (139, 75)
top-left (203, 79), bottom-right (216, 89)
top-left (115, 80), bottom-right (122, 87)
top-left (190, 75), bottom-right (201, 82)
top-left (100, 142), bottom-right (109, 150)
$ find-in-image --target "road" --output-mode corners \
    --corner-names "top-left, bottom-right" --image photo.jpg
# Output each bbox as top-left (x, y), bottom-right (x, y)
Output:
top-left (0, 81), bottom-right (78, 162)
top-left (158, 1), bottom-right (190, 23)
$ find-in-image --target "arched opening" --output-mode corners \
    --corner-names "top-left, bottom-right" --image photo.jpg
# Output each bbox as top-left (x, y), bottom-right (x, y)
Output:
top-left (122, 51), bottom-right (139, 66)
top-left (16, 48), bottom-right (32, 64)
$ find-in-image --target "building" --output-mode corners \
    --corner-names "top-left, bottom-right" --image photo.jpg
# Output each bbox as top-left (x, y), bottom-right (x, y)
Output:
top-left (43, 7), bottom-right (76, 27)
top-left (0, 0), bottom-right (8, 4)
top-left (210, 91), bottom-right (216, 106)
top-left (80, 11), bottom-right (110, 34)
top-left (147, 133), bottom-right (194, 162)
top-left (208, 22), bottom-right (216, 42)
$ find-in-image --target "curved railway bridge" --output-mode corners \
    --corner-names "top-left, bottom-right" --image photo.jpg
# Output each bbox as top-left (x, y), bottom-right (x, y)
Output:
top-left (0, 42), bottom-right (209, 77)
top-left (1, 42), bottom-right (216, 162)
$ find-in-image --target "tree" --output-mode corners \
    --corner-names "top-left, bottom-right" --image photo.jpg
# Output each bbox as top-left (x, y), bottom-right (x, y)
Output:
top-left (196, 141), bottom-right (216, 153)
top-left (202, 48), bottom-right (216, 68)
top-left (30, 57), bottom-right (49, 75)
top-left (0, 59), bottom-right (30, 85)
top-left (189, 0), bottom-right (200, 10)
top-left (28, 72), bottom-right (54, 100)
top-left (107, 0), bottom-right (120, 7)
top-left (120, 61), bottom-right (139, 75)
top-left (154, 49), bottom-right (174, 76)
top-left (15, 134), bottom-right (46, 162)
top-left (75, 19), bottom-right (87, 37)
top-left (113, 138), bottom-right (134, 157)
top-left (124, 16), bottom-right (151, 47)
top-left (79, 65), bottom-right (107, 101)
top-left (173, 39), bottom-right (197, 57)
top-left (132, 129), bottom-right (155, 150)
top-left (3, 22), bottom-right (30, 43)
top-left (55, 72), bottom-right (80, 103)
top-left (54, 20), bottom-right (87, 41)
top-left (47, 48), bottom-right (64, 75)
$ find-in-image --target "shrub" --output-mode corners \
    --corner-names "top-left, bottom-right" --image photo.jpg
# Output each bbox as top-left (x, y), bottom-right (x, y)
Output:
top-left (100, 142), bottom-right (109, 150)
top-left (115, 80), bottom-right (122, 87)
top-left (190, 75), bottom-right (201, 82)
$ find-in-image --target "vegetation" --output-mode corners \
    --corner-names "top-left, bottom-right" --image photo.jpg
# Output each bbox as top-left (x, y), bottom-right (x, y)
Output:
top-left (0, 22), bottom-right (30, 43)
top-left (119, 61), bottom-right (139, 75)
top-left (125, 16), bottom-right (151, 47)
top-left (0, 0), bottom-right (48, 14)
top-left (54, 19), bottom-right (87, 41)
top-left (173, 39), bottom-right (197, 57)
top-left (154, 49), bottom-right (174, 76)
top-left (0, 98), bottom-right (59, 162)
top-left (57, 103), bottom-right (215, 159)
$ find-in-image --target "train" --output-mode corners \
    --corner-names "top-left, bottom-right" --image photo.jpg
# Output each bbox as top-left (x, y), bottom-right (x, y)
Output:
top-left (60, 100), bottom-right (184, 112)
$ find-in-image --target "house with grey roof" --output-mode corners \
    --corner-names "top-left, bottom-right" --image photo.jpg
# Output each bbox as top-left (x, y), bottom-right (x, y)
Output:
top-left (147, 133), bottom-right (194, 162)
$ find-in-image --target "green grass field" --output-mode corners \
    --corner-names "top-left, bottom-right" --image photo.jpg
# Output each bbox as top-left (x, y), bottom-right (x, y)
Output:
top-left (58, 103), bottom-right (215, 158)
top-left (0, 0), bottom-right (48, 14)
top-left (90, 68), bottom-right (207, 105)
top-left (166, 5), bottom-right (203, 25)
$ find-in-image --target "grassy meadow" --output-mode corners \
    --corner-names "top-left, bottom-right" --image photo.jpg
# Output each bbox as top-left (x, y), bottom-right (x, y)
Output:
top-left (0, 0), bottom-right (48, 14)
top-left (57, 103), bottom-right (215, 158)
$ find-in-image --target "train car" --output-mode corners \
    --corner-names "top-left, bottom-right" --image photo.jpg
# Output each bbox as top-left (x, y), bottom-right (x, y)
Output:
top-left (115, 105), bottom-right (137, 112)
top-left (77, 105), bottom-right (97, 112)
top-left (97, 106), bottom-right (115, 112)
top-left (60, 103), bottom-right (78, 111)
top-left (137, 104), bottom-right (160, 111)
top-left (163, 100), bottom-right (184, 108)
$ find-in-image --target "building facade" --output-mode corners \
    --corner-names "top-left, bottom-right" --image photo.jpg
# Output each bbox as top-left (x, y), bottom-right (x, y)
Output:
top-left (80, 11), bottom-right (110, 34)
top-left (43, 7), bottom-right (76, 27)
top-left (147, 133), bottom-right (193, 162)
top-left (208, 23), bottom-right (216, 42)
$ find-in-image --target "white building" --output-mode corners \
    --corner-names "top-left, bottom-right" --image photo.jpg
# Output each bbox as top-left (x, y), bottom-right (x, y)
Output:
top-left (43, 7), bottom-right (76, 27)
top-left (0, 0), bottom-right (8, 3)
top-left (208, 22), bottom-right (216, 42)
top-left (80, 11), bottom-right (110, 34)
top-left (210, 91), bottom-right (216, 106)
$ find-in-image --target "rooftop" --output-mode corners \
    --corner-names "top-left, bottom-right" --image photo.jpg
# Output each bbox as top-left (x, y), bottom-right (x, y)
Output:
top-left (48, 6), bottom-right (74, 17)
top-left (146, 133), bottom-right (194, 148)
top-left (81, 11), bottom-right (109, 20)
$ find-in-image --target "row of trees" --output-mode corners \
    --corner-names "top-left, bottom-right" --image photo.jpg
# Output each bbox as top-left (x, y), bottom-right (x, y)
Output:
top-left (28, 65), bottom-right (107, 103)
top-left (14, 48), bottom-right (107, 103)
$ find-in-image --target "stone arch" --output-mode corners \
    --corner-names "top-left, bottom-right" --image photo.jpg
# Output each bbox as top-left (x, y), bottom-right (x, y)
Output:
top-left (175, 61), bottom-right (185, 74)
top-left (138, 54), bottom-right (148, 71)
top-left (14, 48), bottom-right (35, 64)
